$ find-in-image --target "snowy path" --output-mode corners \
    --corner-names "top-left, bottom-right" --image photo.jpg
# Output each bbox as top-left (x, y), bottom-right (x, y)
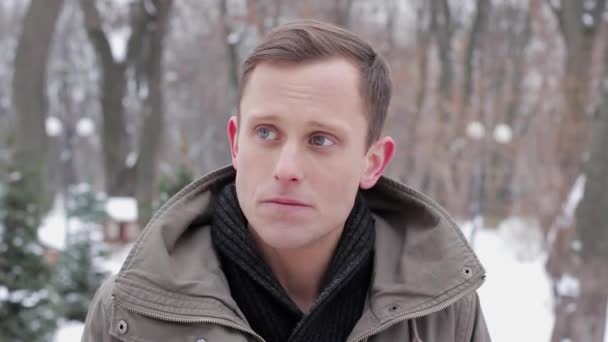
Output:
top-left (474, 223), bottom-right (554, 342)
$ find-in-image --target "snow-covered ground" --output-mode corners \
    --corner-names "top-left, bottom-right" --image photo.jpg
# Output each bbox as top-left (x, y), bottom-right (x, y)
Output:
top-left (39, 195), bottom-right (69, 250)
top-left (98, 242), bottom-right (134, 275)
top-left (54, 320), bottom-right (85, 342)
top-left (469, 218), bottom-right (554, 342)
top-left (53, 217), bottom-right (604, 341)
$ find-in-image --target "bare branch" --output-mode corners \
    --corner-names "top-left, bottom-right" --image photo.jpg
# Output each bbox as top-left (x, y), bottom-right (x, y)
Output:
top-left (463, 0), bottom-right (491, 109)
top-left (219, 0), bottom-right (240, 103)
top-left (79, 0), bottom-right (114, 68)
top-left (125, 0), bottom-right (155, 66)
top-left (272, 0), bottom-right (283, 28)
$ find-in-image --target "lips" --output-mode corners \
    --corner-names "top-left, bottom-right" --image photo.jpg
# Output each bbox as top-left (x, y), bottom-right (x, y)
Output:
top-left (262, 196), bottom-right (311, 207)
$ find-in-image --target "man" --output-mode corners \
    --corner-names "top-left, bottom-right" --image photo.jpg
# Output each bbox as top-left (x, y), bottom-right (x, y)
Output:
top-left (83, 20), bottom-right (490, 341)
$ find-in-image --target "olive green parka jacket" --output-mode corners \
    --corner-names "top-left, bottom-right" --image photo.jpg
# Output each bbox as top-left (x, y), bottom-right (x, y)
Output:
top-left (82, 166), bottom-right (491, 342)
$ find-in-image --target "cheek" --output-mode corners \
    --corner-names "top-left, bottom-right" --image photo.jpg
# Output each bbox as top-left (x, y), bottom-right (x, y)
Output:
top-left (317, 150), bottom-right (366, 183)
top-left (234, 145), bottom-right (266, 193)
top-left (314, 155), bottom-right (364, 207)
top-left (238, 140), bottom-right (275, 170)
top-left (320, 176), bottom-right (360, 229)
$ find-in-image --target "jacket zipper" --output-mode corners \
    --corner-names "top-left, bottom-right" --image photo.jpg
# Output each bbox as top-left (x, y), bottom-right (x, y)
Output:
top-left (113, 276), bottom-right (483, 342)
top-left (112, 296), bottom-right (267, 342)
top-left (350, 276), bottom-right (486, 342)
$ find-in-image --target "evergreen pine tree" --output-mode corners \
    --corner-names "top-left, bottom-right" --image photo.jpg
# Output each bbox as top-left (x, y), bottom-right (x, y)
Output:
top-left (54, 184), bottom-right (108, 322)
top-left (0, 169), bottom-right (58, 342)
top-left (156, 164), bottom-right (194, 209)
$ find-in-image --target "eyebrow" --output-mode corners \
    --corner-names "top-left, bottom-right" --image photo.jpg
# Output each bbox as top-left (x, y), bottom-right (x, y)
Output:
top-left (246, 112), bottom-right (349, 136)
top-left (246, 113), bottom-right (281, 123)
top-left (307, 120), bottom-right (348, 136)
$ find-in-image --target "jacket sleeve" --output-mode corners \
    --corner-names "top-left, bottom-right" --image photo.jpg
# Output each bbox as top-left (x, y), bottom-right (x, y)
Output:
top-left (81, 276), bottom-right (116, 342)
top-left (466, 292), bottom-right (491, 342)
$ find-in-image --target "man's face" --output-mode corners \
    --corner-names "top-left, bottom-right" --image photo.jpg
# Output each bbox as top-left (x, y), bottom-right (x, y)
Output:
top-left (228, 58), bottom-right (392, 250)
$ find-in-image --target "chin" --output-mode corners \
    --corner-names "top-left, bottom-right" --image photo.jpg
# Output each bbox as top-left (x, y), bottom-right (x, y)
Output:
top-left (254, 224), bottom-right (320, 250)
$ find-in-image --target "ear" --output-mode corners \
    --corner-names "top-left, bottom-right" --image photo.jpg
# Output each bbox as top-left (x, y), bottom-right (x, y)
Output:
top-left (360, 136), bottom-right (395, 189)
top-left (227, 116), bottom-right (239, 169)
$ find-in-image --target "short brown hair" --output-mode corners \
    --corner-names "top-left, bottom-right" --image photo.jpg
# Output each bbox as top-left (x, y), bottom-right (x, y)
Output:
top-left (238, 20), bottom-right (392, 148)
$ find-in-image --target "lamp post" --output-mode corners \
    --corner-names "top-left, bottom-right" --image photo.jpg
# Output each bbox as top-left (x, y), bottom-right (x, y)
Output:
top-left (465, 121), bottom-right (513, 248)
top-left (466, 121), bottom-right (485, 248)
top-left (45, 115), bottom-right (95, 247)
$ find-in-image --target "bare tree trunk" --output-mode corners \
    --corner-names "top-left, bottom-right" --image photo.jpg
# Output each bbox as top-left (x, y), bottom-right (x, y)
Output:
top-left (57, 69), bottom-right (78, 190)
top-left (547, 0), bottom-right (605, 201)
top-left (446, 0), bottom-right (491, 218)
top-left (414, 1), bottom-right (431, 117)
top-left (246, 0), bottom-right (283, 38)
top-left (505, 0), bottom-right (535, 127)
top-left (103, 64), bottom-right (132, 196)
top-left (461, 0), bottom-right (490, 118)
top-left (422, 0), bottom-right (453, 205)
top-left (246, 0), bottom-right (267, 38)
top-left (333, 0), bottom-right (354, 29)
top-left (546, 0), bottom-right (608, 340)
top-left (430, 0), bottom-right (453, 112)
top-left (404, 0), bottom-right (431, 183)
top-left (219, 0), bottom-right (240, 110)
top-left (80, 0), bottom-right (161, 197)
top-left (12, 0), bottom-right (64, 204)
top-left (384, 0), bottom-right (397, 52)
top-left (80, 0), bottom-right (131, 196)
top-left (272, 0), bottom-right (283, 27)
top-left (484, 1), bottom-right (535, 219)
top-left (566, 40), bottom-right (608, 342)
top-left (135, 0), bottom-right (173, 228)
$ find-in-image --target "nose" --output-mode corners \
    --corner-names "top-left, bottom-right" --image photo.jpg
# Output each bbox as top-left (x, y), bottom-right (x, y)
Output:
top-left (273, 143), bottom-right (303, 183)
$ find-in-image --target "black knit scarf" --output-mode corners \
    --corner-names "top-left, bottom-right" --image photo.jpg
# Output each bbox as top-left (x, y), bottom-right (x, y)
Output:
top-left (211, 183), bottom-right (375, 342)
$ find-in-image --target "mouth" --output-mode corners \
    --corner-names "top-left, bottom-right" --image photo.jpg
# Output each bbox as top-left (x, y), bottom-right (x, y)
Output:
top-left (262, 197), bottom-right (311, 207)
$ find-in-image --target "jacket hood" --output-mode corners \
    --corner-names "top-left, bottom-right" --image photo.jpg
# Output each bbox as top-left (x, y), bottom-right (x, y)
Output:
top-left (112, 165), bottom-right (485, 336)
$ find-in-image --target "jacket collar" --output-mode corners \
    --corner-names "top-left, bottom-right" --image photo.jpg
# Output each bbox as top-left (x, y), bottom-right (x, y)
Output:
top-left (113, 165), bottom-right (485, 337)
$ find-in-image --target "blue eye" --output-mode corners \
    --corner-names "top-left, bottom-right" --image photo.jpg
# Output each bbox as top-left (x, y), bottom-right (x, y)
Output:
top-left (310, 135), bottom-right (335, 147)
top-left (256, 127), bottom-right (278, 140)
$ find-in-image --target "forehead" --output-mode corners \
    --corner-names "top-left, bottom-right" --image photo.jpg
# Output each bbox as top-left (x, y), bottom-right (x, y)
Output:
top-left (239, 58), bottom-right (365, 120)
top-left (245, 57), bottom-right (360, 89)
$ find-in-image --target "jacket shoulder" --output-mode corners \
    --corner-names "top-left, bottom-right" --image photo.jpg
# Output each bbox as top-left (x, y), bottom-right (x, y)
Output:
top-left (81, 275), bottom-right (117, 342)
top-left (446, 291), bottom-right (491, 342)
top-left (408, 292), bottom-right (491, 342)
top-left (368, 292), bottom-right (491, 342)
top-left (92, 275), bottom-right (116, 315)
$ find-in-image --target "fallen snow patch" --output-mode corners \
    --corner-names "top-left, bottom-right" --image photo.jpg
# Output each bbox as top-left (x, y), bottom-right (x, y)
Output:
top-left (475, 223), bottom-right (554, 342)
top-left (0, 286), bottom-right (8, 301)
top-left (53, 320), bottom-right (84, 342)
top-left (563, 175), bottom-right (585, 221)
top-left (557, 273), bottom-right (580, 297)
top-left (497, 216), bottom-right (544, 261)
top-left (98, 242), bottom-right (134, 275)
top-left (105, 197), bottom-right (138, 222)
top-left (108, 26), bottom-right (131, 62)
top-left (39, 196), bottom-right (67, 250)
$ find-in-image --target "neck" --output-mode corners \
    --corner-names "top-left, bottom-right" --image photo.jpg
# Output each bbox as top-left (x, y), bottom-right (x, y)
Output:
top-left (250, 226), bottom-right (344, 313)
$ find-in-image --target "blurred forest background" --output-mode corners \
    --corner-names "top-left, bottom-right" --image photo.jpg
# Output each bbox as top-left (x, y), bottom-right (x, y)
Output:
top-left (1, 0), bottom-right (608, 341)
